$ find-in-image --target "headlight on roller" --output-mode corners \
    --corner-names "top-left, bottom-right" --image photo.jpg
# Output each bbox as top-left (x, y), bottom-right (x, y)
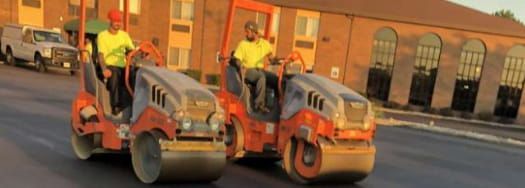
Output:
top-left (363, 116), bottom-right (372, 131)
top-left (208, 112), bottom-right (225, 132)
top-left (43, 48), bottom-right (52, 58)
top-left (181, 117), bottom-right (192, 131)
top-left (333, 112), bottom-right (346, 129)
top-left (172, 110), bottom-right (192, 131)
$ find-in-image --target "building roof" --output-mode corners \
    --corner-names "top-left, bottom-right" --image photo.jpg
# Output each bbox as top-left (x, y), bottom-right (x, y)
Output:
top-left (257, 0), bottom-right (525, 38)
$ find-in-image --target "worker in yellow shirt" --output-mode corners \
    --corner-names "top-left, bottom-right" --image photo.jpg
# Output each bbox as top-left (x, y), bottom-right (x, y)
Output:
top-left (83, 37), bottom-right (93, 62)
top-left (233, 21), bottom-right (277, 113)
top-left (97, 9), bottom-right (135, 115)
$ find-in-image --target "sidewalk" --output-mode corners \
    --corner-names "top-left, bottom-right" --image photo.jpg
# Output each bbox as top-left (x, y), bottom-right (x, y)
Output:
top-left (377, 108), bottom-right (525, 147)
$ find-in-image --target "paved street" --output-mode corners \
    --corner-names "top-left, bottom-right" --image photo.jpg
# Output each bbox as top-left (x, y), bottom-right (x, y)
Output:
top-left (0, 64), bottom-right (524, 188)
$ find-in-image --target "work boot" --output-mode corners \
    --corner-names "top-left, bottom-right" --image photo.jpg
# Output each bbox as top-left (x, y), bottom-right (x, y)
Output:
top-left (257, 104), bottom-right (270, 113)
top-left (112, 107), bottom-right (122, 116)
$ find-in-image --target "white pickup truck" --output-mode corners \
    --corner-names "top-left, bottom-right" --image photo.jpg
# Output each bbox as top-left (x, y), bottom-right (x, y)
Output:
top-left (1, 24), bottom-right (79, 75)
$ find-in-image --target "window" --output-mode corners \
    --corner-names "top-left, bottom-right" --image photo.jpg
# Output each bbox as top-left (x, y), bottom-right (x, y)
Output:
top-left (451, 39), bottom-right (486, 112)
top-left (169, 47), bottom-right (191, 69)
top-left (69, 0), bottom-right (98, 19)
top-left (256, 10), bottom-right (280, 44)
top-left (366, 28), bottom-right (398, 101)
top-left (23, 29), bottom-right (33, 43)
top-left (22, 0), bottom-right (41, 8)
top-left (494, 45), bottom-right (525, 118)
top-left (119, 0), bottom-right (141, 14)
top-left (256, 11), bottom-right (280, 34)
top-left (295, 16), bottom-right (319, 38)
top-left (171, 0), bottom-right (194, 21)
top-left (409, 33), bottom-right (442, 107)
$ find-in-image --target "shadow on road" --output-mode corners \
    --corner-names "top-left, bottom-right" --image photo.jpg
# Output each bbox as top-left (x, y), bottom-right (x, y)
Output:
top-left (233, 158), bottom-right (365, 188)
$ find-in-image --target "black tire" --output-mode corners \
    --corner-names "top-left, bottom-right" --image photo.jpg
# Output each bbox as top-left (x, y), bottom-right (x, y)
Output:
top-left (131, 131), bottom-right (164, 184)
top-left (35, 54), bottom-right (46, 73)
top-left (71, 128), bottom-right (95, 160)
top-left (6, 48), bottom-right (15, 66)
top-left (70, 70), bottom-right (76, 76)
top-left (225, 117), bottom-right (244, 160)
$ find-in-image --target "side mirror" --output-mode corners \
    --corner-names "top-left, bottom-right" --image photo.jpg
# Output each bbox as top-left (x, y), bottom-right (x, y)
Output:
top-left (216, 52), bottom-right (221, 64)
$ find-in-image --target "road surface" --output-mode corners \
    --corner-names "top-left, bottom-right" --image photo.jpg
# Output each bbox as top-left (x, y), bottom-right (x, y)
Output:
top-left (0, 64), bottom-right (523, 188)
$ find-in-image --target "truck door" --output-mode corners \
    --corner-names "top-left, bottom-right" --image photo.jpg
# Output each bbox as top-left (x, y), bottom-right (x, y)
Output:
top-left (21, 28), bottom-right (36, 60)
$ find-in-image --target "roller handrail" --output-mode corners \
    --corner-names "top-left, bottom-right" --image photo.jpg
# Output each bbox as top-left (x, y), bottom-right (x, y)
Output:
top-left (124, 41), bottom-right (165, 97)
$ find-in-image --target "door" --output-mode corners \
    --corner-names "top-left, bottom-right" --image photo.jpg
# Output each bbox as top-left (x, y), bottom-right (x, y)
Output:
top-left (18, 0), bottom-right (44, 27)
top-left (21, 28), bottom-right (35, 60)
top-left (168, 0), bottom-right (194, 71)
top-left (293, 10), bottom-right (320, 71)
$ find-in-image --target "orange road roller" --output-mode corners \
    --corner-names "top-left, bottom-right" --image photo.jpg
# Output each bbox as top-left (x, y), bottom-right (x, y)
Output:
top-left (216, 0), bottom-right (377, 184)
top-left (71, 40), bottom-right (227, 183)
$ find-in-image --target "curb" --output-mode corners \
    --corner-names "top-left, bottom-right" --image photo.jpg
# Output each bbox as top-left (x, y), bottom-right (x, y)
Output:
top-left (377, 107), bottom-right (525, 131)
top-left (377, 118), bottom-right (525, 148)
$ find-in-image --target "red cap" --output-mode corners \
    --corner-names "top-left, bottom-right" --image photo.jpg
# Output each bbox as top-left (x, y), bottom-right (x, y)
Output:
top-left (107, 9), bottom-right (122, 22)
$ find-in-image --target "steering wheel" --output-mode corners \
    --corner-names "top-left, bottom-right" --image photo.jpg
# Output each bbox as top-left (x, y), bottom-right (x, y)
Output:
top-left (277, 51), bottom-right (306, 104)
top-left (124, 41), bottom-right (164, 97)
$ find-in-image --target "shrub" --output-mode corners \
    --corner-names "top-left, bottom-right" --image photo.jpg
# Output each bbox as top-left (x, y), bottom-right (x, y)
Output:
top-left (477, 112), bottom-right (495, 122)
top-left (422, 107), bottom-right (439, 114)
top-left (384, 101), bottom-right (402, 109)
top-left (182, 69), bottom-right (202, 82)
top-left (438, 107), bottom-right (454, 117)
top-left (206, 74), bottom-right (220, 86)
top-left (459, 112), bottom-right (474, 119)
top-left (497, 117), bottom-right (515, 124)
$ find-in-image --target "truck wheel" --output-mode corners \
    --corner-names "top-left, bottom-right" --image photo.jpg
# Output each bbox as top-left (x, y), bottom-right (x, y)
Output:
top-left (6, 49), bottom-right (15, 66)
top-left (225, 117), bottom-right (244, 160)
top-left (35, 54), bottom-right (46, 73)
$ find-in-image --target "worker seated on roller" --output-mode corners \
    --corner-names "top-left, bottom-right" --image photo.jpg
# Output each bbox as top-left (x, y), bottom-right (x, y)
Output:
top-left (97, 9), bottom-right (136, 115)
top-left (233, 21), bottom-right (280, 113)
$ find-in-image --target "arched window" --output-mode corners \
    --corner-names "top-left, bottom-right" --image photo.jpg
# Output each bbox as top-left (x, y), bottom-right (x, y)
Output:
top-left (409, 33), bottom-right (442, 107)
top-left (366, 27), bottom-right (398, 101)
top-left (451, 39), bottom-right (486, 112)
top-left (494, 45), bottom-right (525, 118)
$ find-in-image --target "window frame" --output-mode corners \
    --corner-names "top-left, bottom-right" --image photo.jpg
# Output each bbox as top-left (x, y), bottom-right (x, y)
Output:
top-left (171, 0), bottom-right (195, 21)
top-left (22, 0), bottom-right (42, 8)
top-left (408, 33), bottom-right (442, 107)
top-left (168, 47), bottom-right (192, 69)
top-left (451, 39), bottom-right (486, 112)
top-left (119, 0), bottom-right (141, 15)
top-left (494, 45), bottom-right (525, 118)
top-left (294, 15), bottom-right (319, 38)
top-left (366, 27), bottom-right (398, 102)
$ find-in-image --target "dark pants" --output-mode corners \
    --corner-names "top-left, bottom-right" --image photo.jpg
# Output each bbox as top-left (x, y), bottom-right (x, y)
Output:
top-left (106, 66), bottom-right (131, 112)
top-left (245, 68), bottom-right (278, 108)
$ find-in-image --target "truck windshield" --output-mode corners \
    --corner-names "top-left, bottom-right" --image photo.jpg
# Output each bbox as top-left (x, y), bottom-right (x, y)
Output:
top-left (33, 31), bottom-right (64, 43)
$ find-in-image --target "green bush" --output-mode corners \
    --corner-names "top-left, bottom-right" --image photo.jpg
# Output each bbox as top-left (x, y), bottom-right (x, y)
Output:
top-left (182, 69), bottom-right (202, 82)
top-left (384, 101), bottom-right (402, 109)
top-left (422, 106), bottom-right (439, 114)
top-left (438, 107), bottom-right (454, 117)
top-left (206, 74), bottom-right (220, 86)
top-left (497, 117), bottom-right (515, 124)
top-left (459, 112), bottom-right (474, 119)
top-left (476, 112), bottom-right (495, 122)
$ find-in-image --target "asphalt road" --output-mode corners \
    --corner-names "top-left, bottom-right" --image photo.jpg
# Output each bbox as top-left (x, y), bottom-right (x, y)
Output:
top-left (0, 63), bottom-right (524, 188)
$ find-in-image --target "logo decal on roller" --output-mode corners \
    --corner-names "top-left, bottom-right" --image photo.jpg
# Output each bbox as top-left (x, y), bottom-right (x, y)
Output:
top-left (195, 101), bottom-right (210, 107)
top-left (350, 102), bottom-right (365, 109)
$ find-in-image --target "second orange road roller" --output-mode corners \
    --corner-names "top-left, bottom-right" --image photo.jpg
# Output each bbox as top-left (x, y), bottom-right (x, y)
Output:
top-left (216, 0), bottom-right (377, 184)
top-left (70, 0), bottom-right (226, 183)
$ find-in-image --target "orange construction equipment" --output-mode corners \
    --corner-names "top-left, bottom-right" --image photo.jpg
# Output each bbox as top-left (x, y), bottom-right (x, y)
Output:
top-left (216, 0), bottom-right (377, 184)
top-left (71, 0), bottom-right (226, 183)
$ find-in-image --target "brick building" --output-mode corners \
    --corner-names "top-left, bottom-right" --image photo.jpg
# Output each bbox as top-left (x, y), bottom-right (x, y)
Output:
top-left (2, 0), bottom-right (525, 123)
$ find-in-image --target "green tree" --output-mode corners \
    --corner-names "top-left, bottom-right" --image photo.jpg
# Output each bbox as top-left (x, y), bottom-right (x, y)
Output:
top-left (493, 9), bottom-right (523, 24)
